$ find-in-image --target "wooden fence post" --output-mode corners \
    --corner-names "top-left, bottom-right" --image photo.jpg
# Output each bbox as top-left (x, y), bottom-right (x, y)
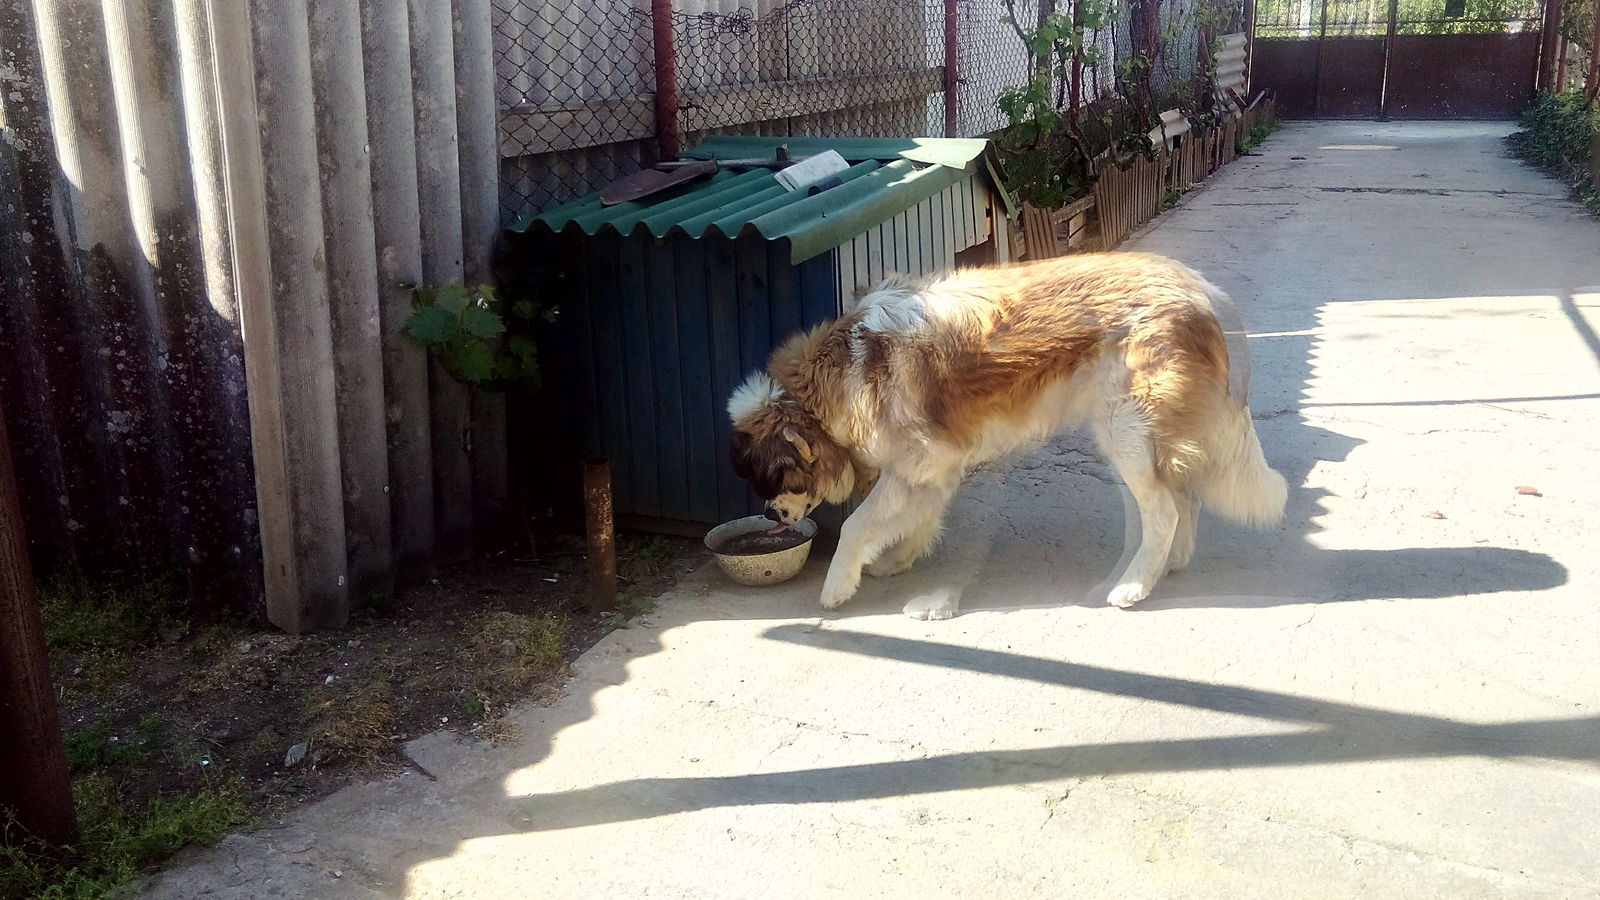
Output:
top-left (0, 398), bottom-right (78, 847)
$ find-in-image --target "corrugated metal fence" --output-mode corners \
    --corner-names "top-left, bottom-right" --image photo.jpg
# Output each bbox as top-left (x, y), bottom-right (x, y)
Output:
top-left (0, 0), bottom-right (504, 632)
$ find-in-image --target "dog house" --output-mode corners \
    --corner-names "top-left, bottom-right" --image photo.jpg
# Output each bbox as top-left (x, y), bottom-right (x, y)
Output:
top-left (506, 136), bottom-right (1015, 533)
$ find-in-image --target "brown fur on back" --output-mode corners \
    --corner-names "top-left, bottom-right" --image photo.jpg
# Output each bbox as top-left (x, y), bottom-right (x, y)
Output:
top-left (764, 253), bottom-right (1234, 485)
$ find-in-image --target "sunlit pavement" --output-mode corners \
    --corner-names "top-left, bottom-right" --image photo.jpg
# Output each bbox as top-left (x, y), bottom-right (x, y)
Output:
top-left (145, 122), bottom-right (1600, 899)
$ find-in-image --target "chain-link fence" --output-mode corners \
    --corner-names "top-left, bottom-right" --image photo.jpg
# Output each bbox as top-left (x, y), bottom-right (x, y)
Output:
top-left (675, 0), bottom-right (945, 140)
top-left (492, 0), bottom-right (657, 222)
top-left (493, 0), bottom-right (1243, 223)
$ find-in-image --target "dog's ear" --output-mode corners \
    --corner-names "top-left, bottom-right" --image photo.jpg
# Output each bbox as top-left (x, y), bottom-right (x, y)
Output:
top-left (782, 427), bottom-right (816, 464)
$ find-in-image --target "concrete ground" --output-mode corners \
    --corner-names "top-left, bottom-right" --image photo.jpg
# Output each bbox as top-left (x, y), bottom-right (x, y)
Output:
top-left (145, 121), bottom-right (1600, 899)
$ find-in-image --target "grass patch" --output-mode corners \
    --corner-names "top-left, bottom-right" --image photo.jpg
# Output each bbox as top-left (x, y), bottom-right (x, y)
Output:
top-left (465, 610), bottom-right (567, 695)
top-left (1509, 90), bottom-right (1600, 214)
top-left (40, 575), bottom-right (185, 654)
top-left (303, 682), bottom-right (398, 767)
top-left (64, 716), bottom-right (165, 773)
top-left (0, 775), bottom-right (248, 900)
top-left (1237, 116), bottom-right (1282, 155)
top-left (598, 590), bottom-right (656, 630)
top-left (41, 574), bottom-right (187, 694)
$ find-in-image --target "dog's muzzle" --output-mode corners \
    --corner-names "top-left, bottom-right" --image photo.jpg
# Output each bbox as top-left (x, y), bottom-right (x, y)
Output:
top-left (763, 506), bottom-right (783, 523)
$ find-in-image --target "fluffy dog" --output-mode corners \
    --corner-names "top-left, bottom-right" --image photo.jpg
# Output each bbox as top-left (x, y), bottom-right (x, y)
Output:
top-left (728, 252), bottom-right (1287, 613)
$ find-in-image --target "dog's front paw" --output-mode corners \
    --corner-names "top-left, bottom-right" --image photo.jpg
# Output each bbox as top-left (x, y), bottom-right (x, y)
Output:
top-left (819, 575), bottom-right (860, 610)
top-left (1106, 582), bottom-right (1150, 609)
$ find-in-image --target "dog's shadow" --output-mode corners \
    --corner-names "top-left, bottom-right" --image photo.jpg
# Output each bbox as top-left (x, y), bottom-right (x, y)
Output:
top-left (828, 421), bottom-right (1567, 617)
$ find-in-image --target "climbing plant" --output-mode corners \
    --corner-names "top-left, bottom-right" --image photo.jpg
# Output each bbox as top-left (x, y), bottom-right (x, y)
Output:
top-left (404, 283), bottom-right (557, 394)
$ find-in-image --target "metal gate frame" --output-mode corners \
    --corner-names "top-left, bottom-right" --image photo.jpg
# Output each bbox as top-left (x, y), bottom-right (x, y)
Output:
top-left (1251, 0), bottom-right (1560, 119)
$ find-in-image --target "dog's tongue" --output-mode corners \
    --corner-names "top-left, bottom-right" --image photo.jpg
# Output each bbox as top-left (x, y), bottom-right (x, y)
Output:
top-left (766, 523), bottom-right (789, 535)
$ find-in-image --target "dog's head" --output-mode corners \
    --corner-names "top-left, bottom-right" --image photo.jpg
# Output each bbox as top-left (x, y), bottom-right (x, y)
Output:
top-left (727, 372), bottom-right (855, 526)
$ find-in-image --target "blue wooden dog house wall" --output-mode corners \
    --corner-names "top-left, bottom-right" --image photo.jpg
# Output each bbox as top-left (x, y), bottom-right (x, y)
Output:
top-left (508, 136), bottom-right (1015, 533)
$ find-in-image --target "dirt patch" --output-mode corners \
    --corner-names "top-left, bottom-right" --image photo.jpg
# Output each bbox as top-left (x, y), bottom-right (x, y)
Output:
top-left (40, 530), bottom-right (708, 837)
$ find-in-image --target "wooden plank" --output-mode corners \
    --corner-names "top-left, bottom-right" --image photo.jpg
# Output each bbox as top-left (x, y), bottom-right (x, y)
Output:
top-left (673, 240), bottom-right (719, 525)
top-left (735, 237), bottom-right (772, 394)
top-left (648, 238), bottom-right (690, 521)
top-left (0, 392), bottom-right (78, 844)
top-left (917, 195), bottom-right (935, 275)
top-left (990, 193), bottom-right (1010, 262)
top-left (557, 233), bottom-right (603, 485)
top-left (587, 233), bottom-right (633, 514)
top-left (902, 209), bottom-right (915, 273)
top-left (800, 253), bottom-right (841, 325)
top-left (849, 232), bottom-right (870, 298)
top-left (956, 178), bottom-right (972, 250)
top-left (768, 240), bottom-right (804, 344)
top-left (1022, 203), bottom-right (1057, 259)
top-left (968, 177), bottom-right (985, 246)
top-left (706, 239), bottom-right (747, 522)
top-left (618, 237), bottom-right (660, 518)
top-left (907, 202), bottom-right (926, 276)
top-left (834, 238), bottom-right (855, 301)
top-left (863, 223), bottom-right (883, 287)
top-left (934, 184), bottom-right (947, 264)
top-left (930, 189), bottom-right (951, 270)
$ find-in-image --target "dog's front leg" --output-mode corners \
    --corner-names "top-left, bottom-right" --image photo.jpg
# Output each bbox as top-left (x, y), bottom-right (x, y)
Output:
top-left (820, 475), bottom-right (958, 610)
top-left (819, 478), bottom-right (905, 609)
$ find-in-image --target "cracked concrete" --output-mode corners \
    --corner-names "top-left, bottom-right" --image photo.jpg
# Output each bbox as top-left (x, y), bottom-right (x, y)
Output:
top-left (142, 121), bottom-right (1600, 898)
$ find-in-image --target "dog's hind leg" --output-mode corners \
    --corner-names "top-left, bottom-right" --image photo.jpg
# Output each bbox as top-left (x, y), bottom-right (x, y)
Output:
top-left (821, 474), bottom-right (957, 610)
top-left (1166, 489), bottom-right (1199, 574)
top-left (1098, 403), bottom-right (1179, 609)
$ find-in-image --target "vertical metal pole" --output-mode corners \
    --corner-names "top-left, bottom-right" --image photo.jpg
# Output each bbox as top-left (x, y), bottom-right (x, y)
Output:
top-left (582, 458), bottom-right (617, 612)
top-left (943, 0), bottom-right (959, 137)
top-left (1378, 0), bottom-right (1399, 119)
top-left (651, 0), bottom-right (680, 160)
top-left (0, 398), bottom-right (78, 847)
top-left (1536, 0), bottom-right (1563, 91)
top-left (1312, 0), bottom-right (1330, 116)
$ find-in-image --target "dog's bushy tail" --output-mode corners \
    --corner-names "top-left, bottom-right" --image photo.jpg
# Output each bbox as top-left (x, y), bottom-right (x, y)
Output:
top-left (1196, 404), bottom-right (1287, 529)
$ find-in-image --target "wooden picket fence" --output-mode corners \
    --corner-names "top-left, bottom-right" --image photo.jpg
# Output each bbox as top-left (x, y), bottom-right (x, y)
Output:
top-left (1019, 97), bottom-right (1278, 259)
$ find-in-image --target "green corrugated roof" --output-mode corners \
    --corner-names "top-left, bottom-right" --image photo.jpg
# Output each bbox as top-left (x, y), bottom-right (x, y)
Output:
top-left (510, 137), bottom-right (1015, 264)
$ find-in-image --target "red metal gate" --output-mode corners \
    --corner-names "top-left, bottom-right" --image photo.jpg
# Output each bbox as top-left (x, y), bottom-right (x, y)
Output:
top-left (1251, 0), bottom-right (1549, 119)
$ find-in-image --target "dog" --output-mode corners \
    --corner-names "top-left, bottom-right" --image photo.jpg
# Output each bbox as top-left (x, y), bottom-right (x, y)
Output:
top-left (728, 252), bottom-right (1287, 613)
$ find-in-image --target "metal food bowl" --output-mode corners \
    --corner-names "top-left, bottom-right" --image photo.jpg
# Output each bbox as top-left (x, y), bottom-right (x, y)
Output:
top-left (704, 516), bottom-right (818, 586)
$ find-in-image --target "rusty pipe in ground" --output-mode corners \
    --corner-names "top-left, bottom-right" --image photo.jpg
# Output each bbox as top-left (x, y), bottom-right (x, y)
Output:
top-left (582, 458), bottom-right (617, 612)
